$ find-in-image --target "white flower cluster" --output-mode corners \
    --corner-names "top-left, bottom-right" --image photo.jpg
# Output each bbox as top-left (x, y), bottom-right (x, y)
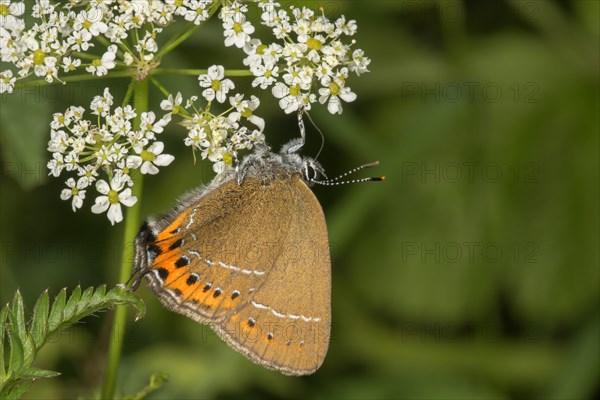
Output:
top-left (0, 0), bottom-right (216, 92)
top-left (47, 87), bottom-right (174, 225)
top-left (219, 1), bottom-right (371, 114)
top-left (162, 64), bottom-right (266, 173)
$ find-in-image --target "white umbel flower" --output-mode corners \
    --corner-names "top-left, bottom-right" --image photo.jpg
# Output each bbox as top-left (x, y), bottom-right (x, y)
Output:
top-left (127, 141), bottom-right (175, 175)
top-left (60, 177), bottom-right (87, 212)
top-left (318, 70), bottom-right (357, 114)
top-left (91, 177), bottom-right (137, 225)
top-left (222, 13), bottom-right (255, 48)
top-left (198, 65), bottom-right (235, 103)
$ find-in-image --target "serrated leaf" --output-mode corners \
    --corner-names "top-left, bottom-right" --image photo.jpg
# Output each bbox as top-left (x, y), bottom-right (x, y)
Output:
top-left (79, 287), bottom-right (94, 309)
top-left (47, 288), bottom-right (66, 333)
top-left (8, 293), bottom-right (36, 367)
top-left (1, 286), bottom-right (146, 398)
top-left (0, 305), bottom-right (9, 379)
top-left (30, 291), bottom-right (49, 349)
top-left (19, 367), bottom-right (60, 380)
top-left (10, 292), bottom-right (26, 342)
top-left (46, 285), bottom-right (145, 336)
top-left (63, 286), bottom-right (82, 321)
top-left (105, 286), bottom-right (146, 321)
top-left (22, 335), bottom-right (36, 368)
top-left (6, 316), bottom-right (24, 375)
top-left (89, 285), bottom-right (107, 306)
top-left (3, 380), bottom-right (32, 400)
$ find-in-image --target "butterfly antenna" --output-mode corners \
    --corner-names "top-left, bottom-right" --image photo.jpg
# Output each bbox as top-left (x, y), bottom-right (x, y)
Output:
top-left (310, 161), bottom-right (386, 186)
top-left (297, 108), bottom-right (306, 148)
top-left (304, 111), bottom-right (326, 160)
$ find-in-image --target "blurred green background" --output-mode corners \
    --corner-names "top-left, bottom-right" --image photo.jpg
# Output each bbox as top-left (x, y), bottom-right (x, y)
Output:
top-left (1, 0), bottom-right (598, 399)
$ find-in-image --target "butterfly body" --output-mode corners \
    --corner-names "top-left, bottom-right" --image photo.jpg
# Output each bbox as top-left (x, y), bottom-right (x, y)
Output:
top-left (133, 142), bottom-right (331, 375)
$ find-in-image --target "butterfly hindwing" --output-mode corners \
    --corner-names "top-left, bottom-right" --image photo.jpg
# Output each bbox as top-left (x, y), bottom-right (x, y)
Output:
top-left (140, 177), bottom-right (292, 322)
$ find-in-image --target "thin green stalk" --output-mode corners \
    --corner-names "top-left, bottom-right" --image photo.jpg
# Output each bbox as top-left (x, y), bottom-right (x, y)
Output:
top-left (156, 23), bottom-right (201, 59)
top-left (156, 1), bottom-right (221, 59)
top-left (101, 79), bottom-right (149, 400)
top-left (123, 80), bottom-right (137, 107)
top-left (152, 68), bottom-right (253, 77)
top-left (150, 77), bottom-right (170, 97)
top-left (14, 70), bottom-right (134, 90)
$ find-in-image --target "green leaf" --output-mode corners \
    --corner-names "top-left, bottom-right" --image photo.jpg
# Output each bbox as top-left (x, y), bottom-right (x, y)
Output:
top-left (63, 286), bottom-right (82, 321)
top-left (18, 367), bottom-right (60, 380)
top-left (10, 292), bottom-right (26, 344)
top-left (8, 293), bottom-right (35, 367)
top-left (30, 290), bottom-right (49, 349)
top-left (45, 286), bottom-right (145, 336)
top-left (89, 285), bottom-right (107, 306)
top-left (47, 288), bottom-right (66, 333)
top-left (6, 314), bottom-right (24, 376)
top-left (3, 380), bottom-right (32, 400)
top-left (79, 287), bottom-right (95, 309)
top-left (105, 286), bottom-right (146, 322)
top-left (0, 286), bottom-right (145, 399)
top-left (0, 305), bottom-right (9, 379)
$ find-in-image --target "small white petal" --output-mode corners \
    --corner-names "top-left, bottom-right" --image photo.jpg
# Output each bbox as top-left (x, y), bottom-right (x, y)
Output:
top-left (107, 203), bottom-right (123, 225)
top-left (119, 189), bottom-right (138, 207)
top-left (202, 88), bottom-right (216, 101)
top-left (272, 83), bottom-right (289, 98)
top-left (72, 196), bottom-right (83, 212)
top-left (60, 189), bottom-right (72, 201)
top-left (339, 90), bottom-right (357, 102)
top-left (215, 91), bottom-right (227, 103)
top-left (160, 99), bottom-right (171, 110)
top-left (154, 154), bottom-right (175, 167)
top-left (228, 111), bottom-right (241, 123)
top-left (148, 141), bottom-right (164, 154)
top-left (327, 97), bottom-right (342, 114)
top-left (141, 161), bottom-right (159, 175)
top-left (248, 115), bottom-right (265, 131)
top-left (127, 156), bottom-right (142, 169)
top-left (110, 176), bottom-right (126, 191)
top-left (209, 65), bottom-right (224, 79)
top-left (161, 113), bottom-right (172, 125)
top-left (91, 196), bottom-right (110, 214)
top-left (95, 180), bottom-right (110, 194)
top-left (76, 177), bottom-right (88, 189)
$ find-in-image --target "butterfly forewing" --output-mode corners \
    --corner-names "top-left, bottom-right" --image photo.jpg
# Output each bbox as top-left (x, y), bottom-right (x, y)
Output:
top-left (216, 177), bottom-right (331, 375)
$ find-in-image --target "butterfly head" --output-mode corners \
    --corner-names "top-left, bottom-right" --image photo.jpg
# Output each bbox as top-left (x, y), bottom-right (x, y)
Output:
top-left (235, 139), bottom-right (326, 185)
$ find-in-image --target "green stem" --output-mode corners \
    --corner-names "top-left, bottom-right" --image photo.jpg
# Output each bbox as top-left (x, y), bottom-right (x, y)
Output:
top-left (156, 23), bottom-right (201, 59)
top-left (101, 79), bottom-right (149, 400)
top-left (156, 1), bottom-right (221, 59)
top-left (14, 70), bottom-right (134, 90)
top-left (73, 52), bottom-right (100, 61)
top-left (150, 76), bottom-right (170, 97)
top-left (152, 68), bottom-right (253, 77)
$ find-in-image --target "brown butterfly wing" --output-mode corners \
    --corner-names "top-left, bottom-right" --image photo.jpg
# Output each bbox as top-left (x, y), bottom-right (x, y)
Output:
top-left (215, 177), bottom-right (331, 375)
top-left (140, 175), bottom-right (331, 375)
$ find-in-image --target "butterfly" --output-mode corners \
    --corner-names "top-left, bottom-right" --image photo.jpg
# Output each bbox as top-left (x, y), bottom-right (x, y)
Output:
top-left (129, 113), bottom-right (383, 375)
top-left (130, 136), bottom-right (335, 375)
